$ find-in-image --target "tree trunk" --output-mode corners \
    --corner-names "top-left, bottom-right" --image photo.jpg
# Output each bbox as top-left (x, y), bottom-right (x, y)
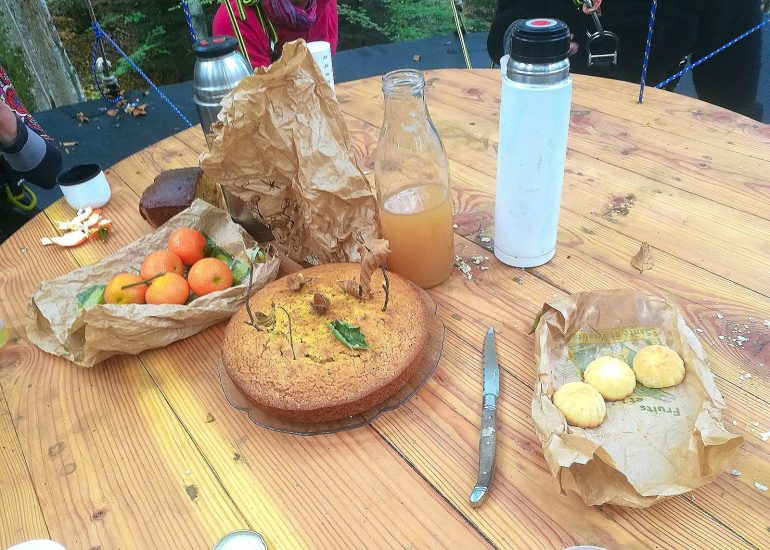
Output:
top-left (186, 0), bottom-right (209, 41)
top-left (0, 0), bottom-right (85, 111)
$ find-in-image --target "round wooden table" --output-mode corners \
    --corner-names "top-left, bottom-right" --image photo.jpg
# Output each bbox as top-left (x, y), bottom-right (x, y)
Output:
top-left (1, 70), bottom-right (769, 549)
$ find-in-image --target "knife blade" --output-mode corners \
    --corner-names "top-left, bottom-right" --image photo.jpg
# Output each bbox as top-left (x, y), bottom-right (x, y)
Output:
top-left (469, 327), bottom-right (500, 508)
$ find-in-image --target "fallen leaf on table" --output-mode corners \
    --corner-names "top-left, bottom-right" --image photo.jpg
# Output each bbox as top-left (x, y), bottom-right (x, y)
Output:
top-left (75, 112), bottom-right (89, 122)
top-left (106, 108), bottom-right (118, 117)
top-left (631, 242), bottom-right (655, 272)
top-left (413, 54), bottom-right (421, 62)
top-left (132, 104), bottom-right (147, 117)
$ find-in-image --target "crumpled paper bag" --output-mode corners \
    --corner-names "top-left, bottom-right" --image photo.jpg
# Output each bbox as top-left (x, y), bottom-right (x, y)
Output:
top-left (532, 289), bottom-right (742, 507)
top-left (26, 200), bottom-right (280, 367)
top-left (200, 40), bottom-right (378, 265)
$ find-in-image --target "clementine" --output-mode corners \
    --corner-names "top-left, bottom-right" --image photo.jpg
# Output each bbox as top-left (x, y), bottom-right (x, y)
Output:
top-left (145, 272), bottom-right (190, 305)
top-left (140, 250), bottom-right (184, 280)
top-left (104, 273), bottom-right (147, 305)
top-left (168, 227), bottom-right (206, 266)
top-left (188, 257), bottom-right (233, 296)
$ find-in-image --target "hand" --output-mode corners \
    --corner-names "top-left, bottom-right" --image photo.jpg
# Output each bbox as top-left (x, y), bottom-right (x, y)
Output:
top-left (0, 100), bottom-right (19, 147)
top-left (582, 0), bottom-right (602, 15)
top-left (569, 33), bottom-right (579, 57)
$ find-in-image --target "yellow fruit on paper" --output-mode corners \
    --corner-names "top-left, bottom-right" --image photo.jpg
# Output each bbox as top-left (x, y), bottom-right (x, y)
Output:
top-left (632, 345), bottom-right (685, 388)
top-left (583, 356), bottom-right (636, 401)
top-left (552, 382), bottom-right (606, 428)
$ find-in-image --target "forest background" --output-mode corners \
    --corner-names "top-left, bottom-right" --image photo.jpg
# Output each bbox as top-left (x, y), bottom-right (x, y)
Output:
top-left (3, 1), bottom-right (769, 110)
top-left (14, 0), bottom-right (496, 107)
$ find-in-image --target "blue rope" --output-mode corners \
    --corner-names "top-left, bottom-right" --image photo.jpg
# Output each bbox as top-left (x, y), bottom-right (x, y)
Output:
top-left (655, 16), bottom-right (770, 90)
top-left (91, 22), bottom-right (194, 128)
top-left (637, 0), bottom-right (657, 103)
top-left (180, 0), bottom-right (198, 43)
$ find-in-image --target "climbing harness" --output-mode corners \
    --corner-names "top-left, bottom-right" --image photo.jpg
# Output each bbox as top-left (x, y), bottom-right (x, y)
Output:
top-left (4, 180), bottom-right (37, 212)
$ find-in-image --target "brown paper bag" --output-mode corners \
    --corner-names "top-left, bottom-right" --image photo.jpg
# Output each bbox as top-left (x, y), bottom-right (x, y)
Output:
top-left (26, 200), bottom-right (280, 367)
top-left (200, 40), bottom-right (379, 265)
top-left (532, 290), bottom-right (742, 507)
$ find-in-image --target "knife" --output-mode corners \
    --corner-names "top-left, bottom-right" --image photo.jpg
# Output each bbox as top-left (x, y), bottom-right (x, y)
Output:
top-left (469, 327), bottom-right (500, 508)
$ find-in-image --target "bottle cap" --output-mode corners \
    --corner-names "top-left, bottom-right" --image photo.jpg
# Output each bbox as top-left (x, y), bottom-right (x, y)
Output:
top-left (508, 19), bottom-right (571, 64)
top-left (193, 35), bottom-right (239, 59)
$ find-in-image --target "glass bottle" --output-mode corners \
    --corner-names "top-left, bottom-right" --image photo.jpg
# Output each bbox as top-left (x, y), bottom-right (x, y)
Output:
top-left (374, 69), bottom-right (454, 289)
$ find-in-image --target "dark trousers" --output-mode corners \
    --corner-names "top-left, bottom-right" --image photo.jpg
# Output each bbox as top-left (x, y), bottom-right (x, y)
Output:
top-left (487, 0), bottom-right (763, 120)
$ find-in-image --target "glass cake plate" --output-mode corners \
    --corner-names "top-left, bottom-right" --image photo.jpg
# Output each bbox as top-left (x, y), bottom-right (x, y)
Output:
top-left (217, 287), bottom-right (445, 435)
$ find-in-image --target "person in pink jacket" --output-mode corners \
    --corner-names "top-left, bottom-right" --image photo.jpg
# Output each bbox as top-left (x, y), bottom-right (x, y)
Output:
top-left (212, 0), bottom-right (338, 69)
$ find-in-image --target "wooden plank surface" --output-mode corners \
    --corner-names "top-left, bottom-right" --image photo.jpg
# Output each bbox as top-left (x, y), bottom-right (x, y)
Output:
top-left (1, 69), bottom-right (769, 549)
top-left (102, 146), bottom-right (490, 549)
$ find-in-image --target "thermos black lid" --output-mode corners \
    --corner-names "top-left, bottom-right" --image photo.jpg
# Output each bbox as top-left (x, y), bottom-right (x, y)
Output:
top-left (507, 19), bottom-right (571, 64)
top-left (193, 35), bottom-right (239, 59)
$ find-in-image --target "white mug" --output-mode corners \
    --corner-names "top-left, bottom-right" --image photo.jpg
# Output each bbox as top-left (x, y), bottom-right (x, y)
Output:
top-left (307, 40), bottom-right (334, 91)
top-left (56, 163), bottom-right (111, 210)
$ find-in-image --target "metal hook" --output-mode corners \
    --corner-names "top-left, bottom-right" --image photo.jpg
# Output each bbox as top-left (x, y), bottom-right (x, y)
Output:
top-left (582, 0), bottom-right (619, 67)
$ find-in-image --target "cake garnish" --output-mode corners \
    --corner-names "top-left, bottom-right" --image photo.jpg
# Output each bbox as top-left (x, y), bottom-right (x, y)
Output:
top-left (339, 239), bottom-right (390, 311)
top-left (244, 256), bottom-right (296, 359)
top-left (286, 272), bottom-right (313, 292)
top-left (327, 320), bottom-right (369, 350)
top-left (311, 292), bottom-right (330, 315)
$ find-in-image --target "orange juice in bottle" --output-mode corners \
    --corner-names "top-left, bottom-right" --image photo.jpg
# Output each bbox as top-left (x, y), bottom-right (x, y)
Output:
top-left (375, 70), bottom-right (453, 288)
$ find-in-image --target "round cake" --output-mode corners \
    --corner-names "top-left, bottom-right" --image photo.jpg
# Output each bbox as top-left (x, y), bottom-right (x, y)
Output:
top-left (222, 263), bottom-right (429, 422)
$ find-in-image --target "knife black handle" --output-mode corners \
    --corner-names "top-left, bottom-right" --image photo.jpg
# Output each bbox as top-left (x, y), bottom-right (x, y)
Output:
top-left (469, 393), bottom-right (497, 508)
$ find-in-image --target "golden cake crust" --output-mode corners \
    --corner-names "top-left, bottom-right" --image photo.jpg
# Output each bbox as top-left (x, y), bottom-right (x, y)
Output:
top-left (222, 263), bottom-right (429, 422)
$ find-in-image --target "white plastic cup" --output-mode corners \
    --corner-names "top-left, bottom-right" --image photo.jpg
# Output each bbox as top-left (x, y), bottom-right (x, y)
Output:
top-left (307, 40), bottom-right (334, 91)
top-left (56, 163), bottom-right (111, 210)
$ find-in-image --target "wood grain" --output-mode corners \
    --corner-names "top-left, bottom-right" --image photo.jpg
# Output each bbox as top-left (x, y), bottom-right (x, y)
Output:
top-left (2, 70), bottom-right (769, 549)
top-left (339, 92), bottom-right (770, 401)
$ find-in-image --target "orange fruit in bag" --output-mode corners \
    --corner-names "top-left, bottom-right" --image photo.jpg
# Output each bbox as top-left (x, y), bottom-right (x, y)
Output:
top-left (104, 273), bottom-right (148, 305)
top-left (146, 272), bottom-right (190, 305)
top-left (168, 227), bottom-right (206, 266)
top-left (140, 250), bottom-right (184, 280)
top-left (188, 257), bottom-right (233, 296)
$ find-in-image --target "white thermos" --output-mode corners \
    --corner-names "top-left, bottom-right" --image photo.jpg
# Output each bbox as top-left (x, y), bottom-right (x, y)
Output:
top-left (494, 18), bottom-right (572, 268)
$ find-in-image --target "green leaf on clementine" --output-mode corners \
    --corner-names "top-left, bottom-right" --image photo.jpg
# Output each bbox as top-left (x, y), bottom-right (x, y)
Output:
top-left (327, 320), bottom-right (369, 350)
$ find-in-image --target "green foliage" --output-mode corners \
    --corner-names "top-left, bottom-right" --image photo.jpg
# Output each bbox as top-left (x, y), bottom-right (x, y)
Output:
top-left (113, 25), bottom-right (169, 78)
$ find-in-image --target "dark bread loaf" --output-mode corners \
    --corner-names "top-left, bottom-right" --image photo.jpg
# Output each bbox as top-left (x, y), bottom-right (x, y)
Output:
top-left (139, 167), bottom-right (225, 227)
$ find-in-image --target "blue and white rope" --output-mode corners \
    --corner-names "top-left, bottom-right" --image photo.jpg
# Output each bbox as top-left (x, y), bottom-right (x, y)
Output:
top-left (91, 22), bottom-right (194, 128)
top-left (655, 16), bottom-right (770, 90)
top-left (637, 0), bottom-right (657, 103)
top-left (180, 0), bottom-right (198, 43)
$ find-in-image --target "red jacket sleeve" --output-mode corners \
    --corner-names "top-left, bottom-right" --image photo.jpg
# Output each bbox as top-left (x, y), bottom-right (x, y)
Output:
top-left (212, 2), bottom-right (272, 69)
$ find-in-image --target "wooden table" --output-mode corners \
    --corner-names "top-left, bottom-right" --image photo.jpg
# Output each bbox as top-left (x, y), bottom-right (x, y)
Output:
top-left (1, 69), bottom-right (769, 549)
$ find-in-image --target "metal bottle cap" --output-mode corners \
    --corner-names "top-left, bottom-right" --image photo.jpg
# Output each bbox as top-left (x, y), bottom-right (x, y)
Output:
top-left (212, 530), bottom-right (268, 550)
top-left (193, 36), bottom-right (240, 59)
top-left (508, 18), bottom-right (571, 63)
top-left (505, 19), bottom-right (572, 85)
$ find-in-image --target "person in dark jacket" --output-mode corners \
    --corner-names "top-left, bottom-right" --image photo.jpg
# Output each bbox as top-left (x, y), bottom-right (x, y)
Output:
top-left (487, 0), bottom-right (763, 120)
top-left (0, 63), bottom-right (62, 204)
